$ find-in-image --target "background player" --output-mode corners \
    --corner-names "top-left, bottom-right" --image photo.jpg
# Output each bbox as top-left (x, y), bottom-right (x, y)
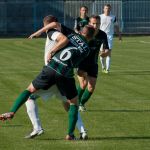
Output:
top-left (74, 6), bottom-right (89, 33)
top-left (99, 4), bottom-right (122, 73)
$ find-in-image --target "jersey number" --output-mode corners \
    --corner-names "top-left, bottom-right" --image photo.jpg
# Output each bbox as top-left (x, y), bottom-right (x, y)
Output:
top-left (60, 47), bottom-right (77, 61)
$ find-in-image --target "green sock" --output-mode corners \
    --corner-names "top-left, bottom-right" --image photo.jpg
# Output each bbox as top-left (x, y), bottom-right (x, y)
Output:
top-left (80, 88), bottom-right (93, 106)
top-left (77, 85), bottom-right (85, 104)
top-left (68, 105), bottom-right (78, 136)
top-left (10, 90), bottom-right (31, 113)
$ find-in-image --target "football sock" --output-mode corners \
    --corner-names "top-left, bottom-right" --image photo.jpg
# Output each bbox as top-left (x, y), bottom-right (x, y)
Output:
top-left (25, 98), bottom-right (42, 131)
top-left (106, 56), bottom-right (111, 71)
top-left (77, 85), bottom-right (85, 104)
top-left (68, 104), bottom-right (78, 136)
top-left (76, 112), bottom-right (86, 133)
top-left (100, 56), bottom-right (105, 69)
top-left (10, 90), bottom-right (31, 113)
top-left (80, 88), bottom-right (92, 106)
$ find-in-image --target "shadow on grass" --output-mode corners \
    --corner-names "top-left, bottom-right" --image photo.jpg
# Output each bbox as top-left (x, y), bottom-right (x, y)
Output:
top-left (33, 136), bottom-right (150, 141)
top-left (109, 70), bottom-right (150, 76)
top-left (88, 109), bottom-right (150, 113)
top-left (0, 124), bottom-right (23, 127)
top-left (36, 138), bottom-right (63, 141)
top-left (88, 136), bottom-right (150, 141)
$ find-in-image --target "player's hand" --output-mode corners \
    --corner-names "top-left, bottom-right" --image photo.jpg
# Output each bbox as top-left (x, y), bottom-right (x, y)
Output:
top-left (47, 52), bottom-right (53, 63)
top-left (28, 34), bottom-right (37, 39)
top-left (28, 32), bottom-right (41, 39)
top-left (119, 35), bottom-right (122, 41)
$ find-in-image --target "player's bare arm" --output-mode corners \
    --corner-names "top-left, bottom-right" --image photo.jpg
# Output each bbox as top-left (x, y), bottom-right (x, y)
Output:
top-left (28, 22), bottom-right (61, 39)
top-left (47, 33), bottom-right (69, 62)
top-left (115, 24), bottom-right (122, 41)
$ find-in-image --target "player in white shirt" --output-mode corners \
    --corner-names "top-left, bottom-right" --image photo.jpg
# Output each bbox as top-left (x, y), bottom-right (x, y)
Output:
top-left (99, 4), bottom-right (122, 73)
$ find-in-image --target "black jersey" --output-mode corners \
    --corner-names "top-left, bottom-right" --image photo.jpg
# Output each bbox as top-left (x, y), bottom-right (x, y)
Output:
top-left (47, 29), bottom-right (90, 78)
top-left (82, 29), bottom-right (109, 65)
top-left (74, 17), bottom-right (89, 32)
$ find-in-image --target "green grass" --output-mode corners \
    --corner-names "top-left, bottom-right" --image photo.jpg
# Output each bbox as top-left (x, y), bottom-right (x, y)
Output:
top-left (0, 36), bottom-right (150, 150)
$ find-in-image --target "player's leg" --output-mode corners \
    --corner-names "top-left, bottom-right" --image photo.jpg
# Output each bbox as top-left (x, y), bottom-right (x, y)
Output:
top-left (0, 83), bottom-right (36, 121)
top-left (79, 76), bottom-right (96, 111)
top-left (0, 66), bottom-right (55, 121)
top-left (25, 95), bottom-right (44, 139)
top-left (99, 44), bottom-right (106, 72)
top-left (56, 75), bottom-right (78, 140)
top-left (106, 51), bottom-right (111, 73)
top-left (77, 69), bottom-right (88, 104)
top-left (79, 64), bottom-right (98, 111)
top-left (105, 35), bottom-right (113, 73)
top-left (25, 85), bottom-right (65, 139)
top-left (62, 101), bottom-right (88, 140)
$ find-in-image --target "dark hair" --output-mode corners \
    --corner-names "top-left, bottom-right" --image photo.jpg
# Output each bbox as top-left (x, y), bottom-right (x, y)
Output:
top-left (89, 15), bottom-right (100, 21)
top-left (81, 25), bottom-right (95, 39)
top-left (80, 6), bottom-right (88, 11)
top-left (43, 15), bottom-right (58, 24)
top-left (104, 4), bottom-right (111, 8)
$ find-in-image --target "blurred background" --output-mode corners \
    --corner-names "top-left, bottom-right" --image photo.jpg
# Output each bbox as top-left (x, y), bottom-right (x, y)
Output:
top-left (0, 0), bottom-right (149, 36)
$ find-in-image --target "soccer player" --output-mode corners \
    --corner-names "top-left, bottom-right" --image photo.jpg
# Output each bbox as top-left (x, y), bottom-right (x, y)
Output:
top-left (25, 16), bottom-right (88, 139)
top-left (74, 6), bottom-right (89, 33)
top-left (0, 18), bottom-right (95, 140)
top-left (99, 4), bottom-right (122, 73)
top-left (77, 15), bottom-right (109, 111)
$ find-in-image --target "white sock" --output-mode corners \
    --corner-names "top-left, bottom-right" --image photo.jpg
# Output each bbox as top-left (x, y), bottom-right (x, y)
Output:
top-left (76, 112), bottom-right (86, 133)
top-left (25, 99), bottom-right (42, 131)
top-left (100, 56), bottom-right (105, 69)
top-left (106, 56), bottom-right (111, 71)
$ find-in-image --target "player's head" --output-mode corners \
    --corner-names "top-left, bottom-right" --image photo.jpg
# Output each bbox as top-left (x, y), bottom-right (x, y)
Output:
top-left (80, 6), bottom-right (88, 17)
top-left (103, 4), bottom-right (111, 15)
top-left (89, 15), bottom-right (100, 30)
top-left (43, 15), bottom-right (58, 26)
top-left (80, 25), bottom-right (95, 41)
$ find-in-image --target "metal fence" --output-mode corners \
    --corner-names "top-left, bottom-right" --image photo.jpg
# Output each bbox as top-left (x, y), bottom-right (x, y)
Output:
top-left (0, 0), bottom-right (149, 36)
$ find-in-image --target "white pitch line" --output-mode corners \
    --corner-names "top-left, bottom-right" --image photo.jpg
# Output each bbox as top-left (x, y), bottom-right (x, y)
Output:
top-left (139, 41), bottom-right (150, 44)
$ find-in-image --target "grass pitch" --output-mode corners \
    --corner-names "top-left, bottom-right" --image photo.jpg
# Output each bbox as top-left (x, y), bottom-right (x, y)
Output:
top-left (0, 36), bottom-right (150, 150)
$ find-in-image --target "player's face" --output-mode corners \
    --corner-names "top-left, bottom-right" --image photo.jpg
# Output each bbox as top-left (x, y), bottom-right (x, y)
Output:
top-left (104, 6), bottom-right (111, 14)
top-left (89, 18), bottom-right (100, 30)
top-left (80, 7), bottom-right (88, 16)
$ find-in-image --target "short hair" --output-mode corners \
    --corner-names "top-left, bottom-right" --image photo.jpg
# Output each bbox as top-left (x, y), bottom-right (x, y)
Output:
top-left (80, 6), bottom-right (88, 11)
top-left (43, 15), bottom-right (58, 24)
top-left (81, 25), bottom-right (95, 39)
top-left (104, 4), bottom-right (111, 8)
top-left (89, 15), bottom-right (100, 21)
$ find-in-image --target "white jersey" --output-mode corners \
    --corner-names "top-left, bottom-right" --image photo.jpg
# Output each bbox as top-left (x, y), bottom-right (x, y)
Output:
top-left (44, 31), bottom-right (61, 65)
top-left (99, 14), bottom-right (116, 35)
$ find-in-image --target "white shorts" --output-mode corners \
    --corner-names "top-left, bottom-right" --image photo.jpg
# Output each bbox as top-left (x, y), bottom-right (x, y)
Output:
top-left (30, 85), bottom-right (66, 102)
top-left (107, 34), bottom-right (113, 50)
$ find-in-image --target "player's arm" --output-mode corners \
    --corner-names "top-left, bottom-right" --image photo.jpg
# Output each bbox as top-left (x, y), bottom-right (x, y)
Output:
top-left (28, 22), bottom-right (61, 39)
top-left (47, 31), bottom-right (69, 62)
top-left (99, 32), bottom-right (109, 57)
top-left (114, 17), bottom-right (122, 41)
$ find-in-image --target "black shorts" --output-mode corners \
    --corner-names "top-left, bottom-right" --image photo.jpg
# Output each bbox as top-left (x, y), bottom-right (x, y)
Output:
top-left (32, 66), bottom-right (77, 100)
top-left (78, 63), bottom-right (98, 78)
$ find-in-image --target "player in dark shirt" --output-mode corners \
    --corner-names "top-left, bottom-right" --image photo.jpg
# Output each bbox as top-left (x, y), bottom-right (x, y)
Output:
top-left (77, 15), bottom-right (109, 111)
top-left (74, 6), bottom-right (89, 33)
